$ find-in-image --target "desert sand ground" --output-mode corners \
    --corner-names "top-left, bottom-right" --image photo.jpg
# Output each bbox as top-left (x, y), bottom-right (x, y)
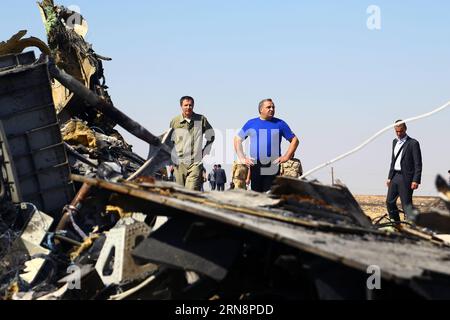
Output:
top-left (354, 195), bottom-right (441, 222)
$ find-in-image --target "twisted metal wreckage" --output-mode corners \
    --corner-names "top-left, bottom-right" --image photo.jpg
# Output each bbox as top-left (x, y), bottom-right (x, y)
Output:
top-left (1, 1), bottom-right (450, 300)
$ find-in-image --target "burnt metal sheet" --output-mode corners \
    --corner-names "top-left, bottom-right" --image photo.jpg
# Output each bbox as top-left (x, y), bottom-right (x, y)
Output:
top-left (71, 174), bottom-right (450, 282)
top-left (0, 53), bottom-right (74, 217)
top-left (271, 177), bottom-right (373, 228)
top-left (416, 209), bottom-right (450, 234)
top-left (133, 218), bottom-right (242, 282)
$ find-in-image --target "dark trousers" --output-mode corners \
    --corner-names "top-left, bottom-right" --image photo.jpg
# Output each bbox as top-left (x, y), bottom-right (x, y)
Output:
top-left (251, 162), bottom-right (280, 193)
top-left (386, 172), bottom-right (414, 222)
top-left (216, 183), bottom-right (225, 192)
top-left (210, 182), bottom-right (216, 191)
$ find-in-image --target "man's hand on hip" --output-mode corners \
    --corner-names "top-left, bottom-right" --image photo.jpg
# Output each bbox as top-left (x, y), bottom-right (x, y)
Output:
top-left (239, 156), bottom-right (255, 167)
top-left (273, 155), bottom-right (291, 165)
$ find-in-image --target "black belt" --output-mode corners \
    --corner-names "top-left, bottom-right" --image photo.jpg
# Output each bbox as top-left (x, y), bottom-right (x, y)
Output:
top-left (394, 170), bottom-right (402, 175)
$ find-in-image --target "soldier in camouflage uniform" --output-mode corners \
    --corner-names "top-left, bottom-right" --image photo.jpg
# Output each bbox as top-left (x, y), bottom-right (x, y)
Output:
top-left (231, 161), bottom-right (251, 190)
top-left (280, 158), bottom-right (303, 178)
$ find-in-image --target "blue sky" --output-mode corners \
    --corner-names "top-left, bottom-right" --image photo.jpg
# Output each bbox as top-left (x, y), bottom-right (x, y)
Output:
top-left (1, 1), bottom-right (449, 195)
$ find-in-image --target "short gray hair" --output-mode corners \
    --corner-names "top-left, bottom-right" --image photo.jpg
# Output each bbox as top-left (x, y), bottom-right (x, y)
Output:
top-left (258, 99), bottom-right (274, 114)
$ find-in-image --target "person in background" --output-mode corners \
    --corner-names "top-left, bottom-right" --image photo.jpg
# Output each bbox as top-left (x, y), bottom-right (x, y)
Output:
top-left (231, 160), bottom-right (251, 190)
top-left (201, 167), bottom-right (207, 192)
top-left (167, 165), bottom-right (175, 182)
top-left (280, 158), bottom-right (303, 178)
top-left (208, 165), bottom-right (217, 191)
top-left (215, 164), bottom-right (227, 192)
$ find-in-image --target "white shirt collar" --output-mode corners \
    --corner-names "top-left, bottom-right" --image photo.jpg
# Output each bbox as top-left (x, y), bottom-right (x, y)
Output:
top-left (397, 135), bottom-right (408, 143)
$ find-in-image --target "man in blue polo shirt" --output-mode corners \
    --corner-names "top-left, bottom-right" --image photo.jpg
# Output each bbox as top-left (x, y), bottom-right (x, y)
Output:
top-left (234, 99), bottom-right (300, 192)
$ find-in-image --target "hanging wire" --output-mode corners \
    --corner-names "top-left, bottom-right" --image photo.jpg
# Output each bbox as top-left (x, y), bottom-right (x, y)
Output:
top-left (301, 100), bottom-right (450, 179)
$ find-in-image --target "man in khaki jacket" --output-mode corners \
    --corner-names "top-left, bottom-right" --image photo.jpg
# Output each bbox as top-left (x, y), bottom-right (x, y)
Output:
top-left (170, 96), bottom-right (215, 191)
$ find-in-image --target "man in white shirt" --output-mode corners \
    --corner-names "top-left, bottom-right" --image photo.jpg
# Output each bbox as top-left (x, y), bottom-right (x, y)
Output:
top-left (386, 120), bottom-right (423, 223)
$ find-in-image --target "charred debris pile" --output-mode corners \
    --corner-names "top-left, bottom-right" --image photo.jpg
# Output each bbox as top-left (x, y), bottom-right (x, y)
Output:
top-left (1, 1), bottom-right (450, 300)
